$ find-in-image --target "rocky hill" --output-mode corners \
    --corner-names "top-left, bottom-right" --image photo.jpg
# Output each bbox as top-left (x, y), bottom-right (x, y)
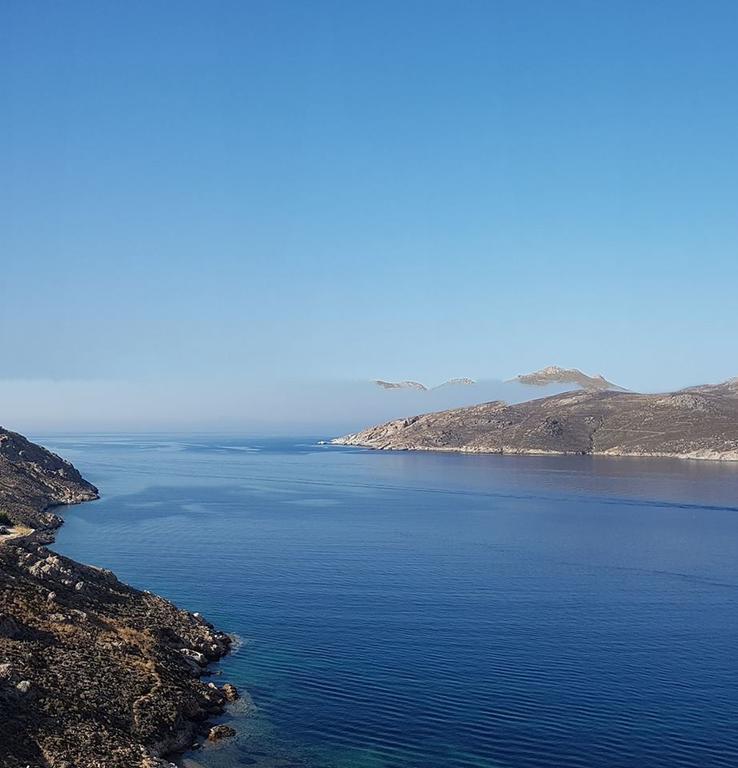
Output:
top-left (334, 379), bottom-right (738, 461)
top-left (511, 366), bottom-right (624, 391)
top-left (0, 427), bottom-right (235, 768)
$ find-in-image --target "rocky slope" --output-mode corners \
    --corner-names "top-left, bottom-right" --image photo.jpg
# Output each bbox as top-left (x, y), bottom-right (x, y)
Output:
top-left (334, 379), bottom-right (738, 461)
top-left (511, 366), bottom-right (624, 391)
top-left (0, 427), bottom-right (235, 768)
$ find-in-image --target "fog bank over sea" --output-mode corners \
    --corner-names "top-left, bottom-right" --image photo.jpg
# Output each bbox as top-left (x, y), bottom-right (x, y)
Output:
top-left (1, 377), bottom-right (585, 434)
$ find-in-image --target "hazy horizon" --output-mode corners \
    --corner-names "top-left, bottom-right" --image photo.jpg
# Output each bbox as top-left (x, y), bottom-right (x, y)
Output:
top-left (4, 369), bottom-right (734, 435)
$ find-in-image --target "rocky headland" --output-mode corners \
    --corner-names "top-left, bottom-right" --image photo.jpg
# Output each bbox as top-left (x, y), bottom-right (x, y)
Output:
top-left (0, 427), bottom-right (236, 768)
top-left (334, 378), bottom-right (738, 461)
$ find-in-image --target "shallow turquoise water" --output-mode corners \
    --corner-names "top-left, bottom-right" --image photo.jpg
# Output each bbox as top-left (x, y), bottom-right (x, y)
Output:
top-left (45, 435), bottom-right (738, 768)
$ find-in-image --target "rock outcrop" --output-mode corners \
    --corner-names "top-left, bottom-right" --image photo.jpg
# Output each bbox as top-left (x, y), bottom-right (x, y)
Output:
top-left (207, 724), bottom-right (236, 742)
top-left (334, 379), bottom-right (738, 461)
top-left (0, 426), bottom-right (235, 767)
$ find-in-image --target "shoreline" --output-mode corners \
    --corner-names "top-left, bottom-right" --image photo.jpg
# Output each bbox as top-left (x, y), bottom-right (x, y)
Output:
top-left (331, 381), bottom-right (738, 462)
top-left (0, 426), bottom-right (239, 768)
top-left (43, 499), bottom-right (238, 764)
top-left (331, 439), bottom-right (738, 462)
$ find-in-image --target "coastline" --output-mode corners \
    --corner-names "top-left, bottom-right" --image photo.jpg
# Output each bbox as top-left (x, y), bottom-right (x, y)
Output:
top-left (331, 439), bottom-right (738, 462)
top-left (0, 427), bottom-right (238, 768)
top-left (28, 501), bottom-right (236, 764)
top-left (331, 381), bottom-right (738, 462)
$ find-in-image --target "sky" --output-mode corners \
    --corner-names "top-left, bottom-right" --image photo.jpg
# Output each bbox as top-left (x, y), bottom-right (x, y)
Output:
top-left (2, 1), bottom-right (738, 431)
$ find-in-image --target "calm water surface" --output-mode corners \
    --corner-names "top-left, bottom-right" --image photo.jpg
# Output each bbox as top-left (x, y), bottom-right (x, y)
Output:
top-left (42, 435), bottom-right (738, 768)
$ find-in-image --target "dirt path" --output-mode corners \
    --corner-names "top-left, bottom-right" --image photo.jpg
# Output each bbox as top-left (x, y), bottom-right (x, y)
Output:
top-left (0, 525), bottom-right (34, 544)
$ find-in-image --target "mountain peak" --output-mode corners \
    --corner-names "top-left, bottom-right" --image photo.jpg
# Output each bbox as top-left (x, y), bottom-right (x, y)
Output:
top-left (374, 377), bottom-right (476, 391)
top-left (433, 377), bottom-right (476, 389)
top-left (374, 380), bottom-right (428, 391)
top-left (513, 366), bottom-right (624, 391)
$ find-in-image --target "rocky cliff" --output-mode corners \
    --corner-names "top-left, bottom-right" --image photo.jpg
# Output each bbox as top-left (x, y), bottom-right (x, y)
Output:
top-left (0, 427), bottom-right (235, 768)
top-left (334, 379), bottom-right (738, 461)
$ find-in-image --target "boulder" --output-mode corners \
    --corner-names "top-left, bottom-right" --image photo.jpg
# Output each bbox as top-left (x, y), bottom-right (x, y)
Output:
top-left (222, 683), bottom-right (239, 701)
top-left (207, 724), bottom-right (236, 742)
top-left (180, 648), bottom-right (207, 666)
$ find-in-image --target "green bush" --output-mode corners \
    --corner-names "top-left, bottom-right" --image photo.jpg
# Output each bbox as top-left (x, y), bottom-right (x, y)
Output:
top-left (0, 511), bottom-right (13, 526)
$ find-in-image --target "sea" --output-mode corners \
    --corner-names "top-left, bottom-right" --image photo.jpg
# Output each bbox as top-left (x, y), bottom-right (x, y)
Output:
top-left (41, 434), bottom-right (738, 768)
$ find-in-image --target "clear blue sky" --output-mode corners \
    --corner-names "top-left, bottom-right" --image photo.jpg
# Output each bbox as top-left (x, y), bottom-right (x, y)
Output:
top-left (2, 1), bottom-right (737, 428)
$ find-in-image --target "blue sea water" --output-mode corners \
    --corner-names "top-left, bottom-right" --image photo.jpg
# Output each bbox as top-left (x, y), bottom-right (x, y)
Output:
top-left (42, 435), bottom-right (738, 768)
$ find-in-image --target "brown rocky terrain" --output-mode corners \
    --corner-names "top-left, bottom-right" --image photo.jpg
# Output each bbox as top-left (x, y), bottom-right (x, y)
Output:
top-left (334, 379), bottom-right (738, 461)
top-left (0, 427), bottom-right (236, 768)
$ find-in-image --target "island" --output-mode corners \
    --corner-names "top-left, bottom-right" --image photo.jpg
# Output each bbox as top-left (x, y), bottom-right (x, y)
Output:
top-left (374, 377), bottom-right (477, 391)
top-left (0, 427), bottom-right (236, 768)
top-left (334, 378), bottom-right (738, 461)
top-left (509, 366), bottom-right (625, 391)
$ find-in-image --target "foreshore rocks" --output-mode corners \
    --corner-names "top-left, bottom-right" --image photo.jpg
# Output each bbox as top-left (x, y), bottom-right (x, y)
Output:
top-left (0, 426), bottom-right (238, 767)
top-left (222, 683), bottom-right (239, 701)
top-left (207, 724), bottom-right (236, 742)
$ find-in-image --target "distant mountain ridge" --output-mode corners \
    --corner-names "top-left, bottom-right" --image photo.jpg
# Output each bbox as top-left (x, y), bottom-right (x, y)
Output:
top-left (511, 366), bottom-right (625, 391)
top-left (434, 378), bottom-right (476, 389)
top-left (374, 378), bottom-right (476, 391)
top-left (375, 368), bottom-right (623, 394)
top-left (335, 378), bottom-right (738, 461)
top-left (374, 380), bottom-right (429, 391)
